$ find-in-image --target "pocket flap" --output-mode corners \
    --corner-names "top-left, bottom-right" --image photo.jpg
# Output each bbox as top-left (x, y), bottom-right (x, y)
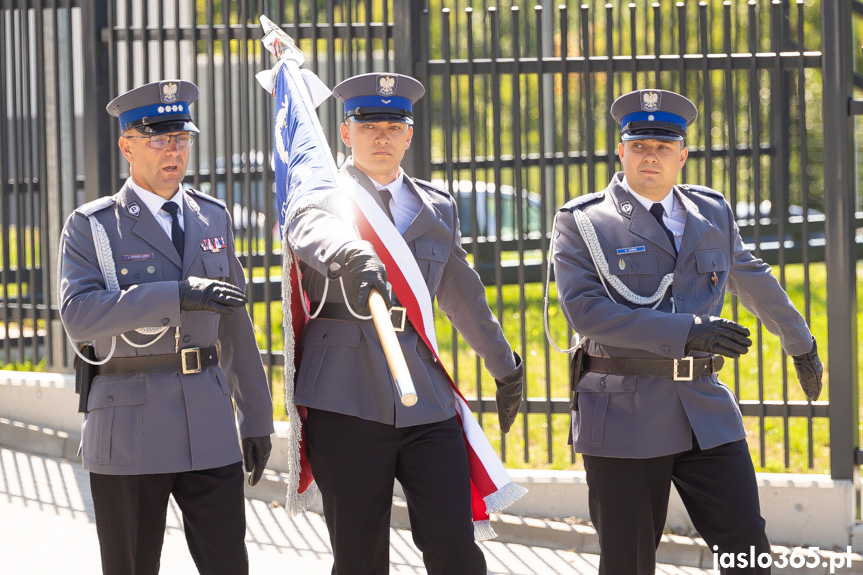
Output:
top-left (607, 251), bottom-right (657, 276)
top-left (88, 379), bottom-right (146, 409)
top-left (302, 318), bottom-right (362, 347)
top-left (577, 372), bottom-right (634, 393)
top-left (695, 249), bottom-right (728, 273)
top-left (202, 253), bottom-right (230, 278)
top-left (415, 237), bottom-right (448, 262)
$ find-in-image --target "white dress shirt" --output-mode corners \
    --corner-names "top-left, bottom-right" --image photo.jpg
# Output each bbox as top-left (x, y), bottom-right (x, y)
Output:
top-left (622, 177), bottom-right (686, 252)
top-left (369, 170), bottom-right (422, 235)
top-left (126, 177), bottom-right (185, 240)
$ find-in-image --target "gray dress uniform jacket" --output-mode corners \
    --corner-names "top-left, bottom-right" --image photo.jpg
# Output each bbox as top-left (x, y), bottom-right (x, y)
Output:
top-left (287, 159), bottom-right (517, 427)
top-left (553, 172), bottom-right (813, 459)
top-left (59, 184), bottom-right (274, 475)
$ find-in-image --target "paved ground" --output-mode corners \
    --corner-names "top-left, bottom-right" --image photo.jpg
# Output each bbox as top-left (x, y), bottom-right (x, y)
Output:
top-left (0, 446), bottom-right (716, 575)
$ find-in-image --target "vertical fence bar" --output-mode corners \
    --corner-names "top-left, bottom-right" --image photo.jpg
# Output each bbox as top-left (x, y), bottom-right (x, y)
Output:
top-left (723, 0), bottom-right (742, 399)
top-left (698, 1), bottom-right (711, 189)
top-left (0, 3), bottom-right (9, 365)
top-left (508, 6), bottom-right (529, 463)
top-left (580, 5), bottom-right (595, 198)
top-left (796, 0), bottom-right (815, 470)
top-left (821, 0), bottom-right (859, 484)
top-left (536, 4), bottom-right (553, 464)
top-left (604, 3), bottom-right (614, 181)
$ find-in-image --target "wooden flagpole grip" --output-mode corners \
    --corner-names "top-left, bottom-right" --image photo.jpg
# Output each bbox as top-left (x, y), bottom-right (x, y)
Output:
top-left (368, 290), bottom-right (417, 407)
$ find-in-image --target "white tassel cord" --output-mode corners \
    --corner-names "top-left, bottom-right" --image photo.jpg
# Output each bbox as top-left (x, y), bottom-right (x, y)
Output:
top-left (483, 481), bottom-right (529, 514)
top-left (282, 244), bottom-right (318, 515)
top-left (473, 520), bottom-right (498, 542)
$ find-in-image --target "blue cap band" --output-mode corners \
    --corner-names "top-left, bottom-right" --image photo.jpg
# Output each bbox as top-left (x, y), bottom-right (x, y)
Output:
top-left (118, 102), bottom-right (192, 130)
top-left (620, 111), bottom-right (687, 133)
top-left (343, 95), bottom-right (412, 116)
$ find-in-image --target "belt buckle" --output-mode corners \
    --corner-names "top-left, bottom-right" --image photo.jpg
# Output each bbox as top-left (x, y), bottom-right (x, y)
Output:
top-left (673, 356), bottom-right (694, 381)
top-left (390, 306), bottom-right (407, 332)
top-left (181, 348), bottom-right (202, 374)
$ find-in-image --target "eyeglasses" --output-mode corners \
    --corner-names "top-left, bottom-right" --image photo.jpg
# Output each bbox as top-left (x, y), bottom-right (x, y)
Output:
top-left (124, 133), bottom-right (195, 150)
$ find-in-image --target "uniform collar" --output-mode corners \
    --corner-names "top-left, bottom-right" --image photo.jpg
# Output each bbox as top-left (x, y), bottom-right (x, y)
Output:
top-left (365, 167), bottom-right (407, 204)
top-left (621, 176), bottom-right (675, 216)
top-left (125, 177), bottom-right (184, 219)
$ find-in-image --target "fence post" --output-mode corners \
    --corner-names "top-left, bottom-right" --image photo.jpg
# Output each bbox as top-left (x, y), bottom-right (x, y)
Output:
top-left (820, 2), bottom-right (859, 485)
top-left (81, 0), bottom-right (112, 203)
top-left (393, 0), bottom-right (430, 181)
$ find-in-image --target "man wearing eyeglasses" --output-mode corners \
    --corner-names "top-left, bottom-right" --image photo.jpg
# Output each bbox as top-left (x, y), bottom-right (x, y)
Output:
top-left (58, 80), bottom-right (274, 575)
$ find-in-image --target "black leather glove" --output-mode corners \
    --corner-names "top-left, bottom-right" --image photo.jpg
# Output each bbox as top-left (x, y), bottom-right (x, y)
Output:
top-left (495, 351), bottom-right (524, 434)
top-left (242, 435), bottom-right (272, 486)
top-left (685, 315), bottom-right (752, 359)
top-left (178, 277), bottom-right (247, 314)
top-left (792, 337), bottom-right (823, 402)
top-left (337, 241), bottom-right (390, 315)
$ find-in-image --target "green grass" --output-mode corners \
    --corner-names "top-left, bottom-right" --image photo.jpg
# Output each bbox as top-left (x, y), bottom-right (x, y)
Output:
top-left (249, 260), bottom-right (858, 474)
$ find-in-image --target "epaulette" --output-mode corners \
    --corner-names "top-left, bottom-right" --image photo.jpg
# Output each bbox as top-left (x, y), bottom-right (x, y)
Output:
top-left (187, 188), bottom-right (227, 208)
top-left (74, 196), bottom-right (115, 217)
top-left (560, 191), bottom-right (605, 213)
top-left (413, 178), bottom-right (450, 199)
top-left (678, 184), bottom-right (724, 201)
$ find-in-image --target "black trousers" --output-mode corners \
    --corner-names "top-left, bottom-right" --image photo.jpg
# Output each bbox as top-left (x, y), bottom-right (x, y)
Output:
top-left (305, 408), bottom-right (486, 575)
top-left (89, 461), bottom-right (248, 575)
top-left (583, 438), bottom-right (770, 575)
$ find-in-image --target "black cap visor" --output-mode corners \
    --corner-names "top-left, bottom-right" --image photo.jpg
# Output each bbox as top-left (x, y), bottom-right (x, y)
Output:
top-left (621, 120), bottom-right (685, 141)
top-left (346, 107), bottom-right (414, 125)
top-left (129, 116), bottom-right (200, 135)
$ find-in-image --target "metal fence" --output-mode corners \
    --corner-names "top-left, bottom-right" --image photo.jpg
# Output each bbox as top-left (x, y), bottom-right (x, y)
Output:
top-left (1, 0), bottom-right (860, 481)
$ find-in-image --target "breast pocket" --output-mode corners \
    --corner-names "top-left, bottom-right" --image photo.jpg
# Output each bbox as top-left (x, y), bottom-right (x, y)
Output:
top-left (296, 319), bottom-right (362, 403)
top-left (606, 251), bottom-right (657, 296)
top-left (694, 248), bottom-right (728, 306)
top-left (202, 253), bottom-right (230, 279)
top-left (414, 237), bottom-right (448, 287)
top-left (83, 377), bottom-right (146, 466)
top-left (116, 260), bottom-right (164, 287)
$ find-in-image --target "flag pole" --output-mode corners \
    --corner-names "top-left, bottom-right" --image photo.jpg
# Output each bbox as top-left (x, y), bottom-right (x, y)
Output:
top-left (258, 16), bottom-right (417, 407)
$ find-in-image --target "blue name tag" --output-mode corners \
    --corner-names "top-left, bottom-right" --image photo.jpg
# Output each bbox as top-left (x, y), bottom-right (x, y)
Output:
top-left (616, 246), bottom-right (645, 255)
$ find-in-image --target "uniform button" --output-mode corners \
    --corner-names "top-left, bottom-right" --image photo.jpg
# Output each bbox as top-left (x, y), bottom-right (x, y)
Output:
top-left (106, 396), bottom-right (113, 403)
top-left (133, 272), bottom-right (140, 279)
top-left (432, 248), bottom-right (437, 256)
top-left (600, 378), bottom-right (606, 389)
top-left (183, 335), bottom-right (191, 343)
top-left (662, 345), bottom-right (670, 352)
top-left (676, 295), bottom-right (683, 301)
top-left (632, 263), bottom-right (638, 270)
top-left (677, 266), bottom-right (682, 273)
top-left (162, 318), bottom-right (170, 326)
top-left (219, 265), bottom-right (224, 271)
top-left (322, 333), bottom-right (328, 340)
top-left (712, 261), bottom-right (717, 268)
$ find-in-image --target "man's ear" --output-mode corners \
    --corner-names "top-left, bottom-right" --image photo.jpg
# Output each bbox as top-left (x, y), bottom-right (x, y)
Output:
top-left (617, 141), bottom-right (625, 160)
top-left (118, 136), bottom-right (134, 164)
top-left (405, 126), bottom-right (413, 149)
top-left (340, 123), bottom-right (351, 147)
top-left (679, 144), bottom-right (689, 167)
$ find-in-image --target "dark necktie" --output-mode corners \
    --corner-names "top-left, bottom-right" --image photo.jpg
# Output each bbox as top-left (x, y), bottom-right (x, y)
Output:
top-left (378, 188), bottom-right (395, 223)
top-left (649, 202), bottom-right (676, 254)
top-left (162, 201), bottom-right (185, 261)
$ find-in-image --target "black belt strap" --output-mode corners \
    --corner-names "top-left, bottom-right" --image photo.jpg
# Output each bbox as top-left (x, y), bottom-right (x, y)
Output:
top-left (312, 302), bottom-right (407, 332)
top-left (98, 346), bottom-right (219, 376)
top-left (584, 354), bottom-right (724, 381)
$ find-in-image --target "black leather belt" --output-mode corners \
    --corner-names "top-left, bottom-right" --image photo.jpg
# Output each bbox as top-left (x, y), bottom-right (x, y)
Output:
top-left (584, 354), bottom-right (724, 381)
top-left (98, 346), bottom-right (219, 376)
top-left (312, 302), bottom-right (407, 332)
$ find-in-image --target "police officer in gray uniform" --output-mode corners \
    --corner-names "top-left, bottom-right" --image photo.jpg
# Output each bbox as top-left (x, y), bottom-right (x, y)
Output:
top-left (59, 80), bottom-right (274, 575)
top-left (552, 89), bottom-right (823, 574)
top-left (286, 73), bottom-right (524, 574)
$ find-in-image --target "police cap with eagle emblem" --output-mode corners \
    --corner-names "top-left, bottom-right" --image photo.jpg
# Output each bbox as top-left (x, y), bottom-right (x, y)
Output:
top-left (332, 73), bottom-right (425, 125)
top-left (610, 89), bottom-right (697, 141)
top-left (106, 80), bottom-right (200, 135)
